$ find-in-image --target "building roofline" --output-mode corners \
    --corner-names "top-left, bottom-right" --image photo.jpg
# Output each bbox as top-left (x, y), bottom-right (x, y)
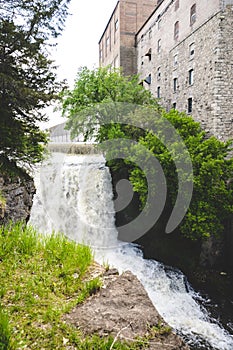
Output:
top-left (98, 1), bottom-right (120, 44)
top-left (136, 0), bottom-right (165, 36)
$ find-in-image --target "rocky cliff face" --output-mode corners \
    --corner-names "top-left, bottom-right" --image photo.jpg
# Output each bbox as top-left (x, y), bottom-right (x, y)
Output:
top-left (0, 173), bottom-right (35, 225)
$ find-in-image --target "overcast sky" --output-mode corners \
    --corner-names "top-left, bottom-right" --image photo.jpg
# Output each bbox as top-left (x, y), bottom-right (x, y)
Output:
top-left (53, 0), bottom-right (117, 85)
top-left (44, 0), bottom-right (117, 127)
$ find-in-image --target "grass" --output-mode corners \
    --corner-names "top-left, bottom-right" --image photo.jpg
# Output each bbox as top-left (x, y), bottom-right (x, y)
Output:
top-left (0, 222), bottom-right (150, 349)
top-left (0, 305), bottom-right (11, 350)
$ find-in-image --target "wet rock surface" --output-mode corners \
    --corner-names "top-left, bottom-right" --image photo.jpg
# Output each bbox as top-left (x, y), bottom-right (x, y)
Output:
top-left (0, 173), bottom-right (35, 224)
top-left (64, 270), bottom-right (190, 349)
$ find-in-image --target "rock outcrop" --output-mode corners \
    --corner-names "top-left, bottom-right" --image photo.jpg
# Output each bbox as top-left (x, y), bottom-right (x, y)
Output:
top-left (0, 173), bottom-right (35, 225)
top-left (64, 269), bottom-right (190, 350)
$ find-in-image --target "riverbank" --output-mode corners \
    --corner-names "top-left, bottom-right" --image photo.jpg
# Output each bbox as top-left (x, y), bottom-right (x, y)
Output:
top-left (0, 223), bottom-right (189, 350)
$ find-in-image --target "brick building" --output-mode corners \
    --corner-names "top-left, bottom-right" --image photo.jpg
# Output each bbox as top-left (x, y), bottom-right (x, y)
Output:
top-left (99, 0), bottom-right (233, 140)
top-left (98, 0), bottom-right (158, 76)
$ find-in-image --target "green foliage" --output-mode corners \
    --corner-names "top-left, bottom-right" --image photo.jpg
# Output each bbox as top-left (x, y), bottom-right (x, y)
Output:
top-left (61, 66), bottom-right (159, 141)
top-left (0, 1), bottom-right (70, 39)
top-left (76, 278), bottom-right (102, 304)
top-left (0, 0), bottom-right (70, 173)
top-left (148, 322), bottom-right (172, 336)
top-left (62, 67), bottom-right (233, 240)
top-left (108, 110), bottom-right (233, 240)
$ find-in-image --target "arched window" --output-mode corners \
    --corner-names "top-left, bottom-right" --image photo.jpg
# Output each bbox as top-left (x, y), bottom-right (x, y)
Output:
top-left (189, 69), bottom-right (194, 85)
top-left (189, 43), bottom-right (195, 58)
top-left (190, 4), bottom-right (196, 25)
top-left (115, 19), bottom-right (119, 31)
top-left (188, 97), bottom-right (193, 113)
top-left (175, 0), bottom-right (179, 11)
top-left (157, 86), bottom-right (161, 98)
top-left (173, 77), bottom-right (178, 92)
top-left (157, 66), bottom-right (161, 80)
top-left (157, 39), bottom-right (161, 53)
top-left (174, 21), bottom-right (179, 40)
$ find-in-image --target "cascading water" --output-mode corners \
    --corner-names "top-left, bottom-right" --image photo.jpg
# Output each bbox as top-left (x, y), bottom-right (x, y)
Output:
top-left (29, 150), bottom-right (233, 350)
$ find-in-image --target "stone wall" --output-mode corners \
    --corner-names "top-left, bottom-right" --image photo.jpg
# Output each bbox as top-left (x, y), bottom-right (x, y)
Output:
top-left (168, 13), bottom-right (220, 135)
top-left (137, 0), bottom-right (233, 140)
top-left (213, 5), bottom-right (233, 140)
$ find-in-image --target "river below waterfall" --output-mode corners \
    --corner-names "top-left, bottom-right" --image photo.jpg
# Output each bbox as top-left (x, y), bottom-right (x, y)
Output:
top-left (29, 151), bottom-right (233, 350)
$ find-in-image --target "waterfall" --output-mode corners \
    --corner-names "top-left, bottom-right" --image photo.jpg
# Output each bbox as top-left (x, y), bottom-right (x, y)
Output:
top-left (29, 150), bottom-right (233, 350)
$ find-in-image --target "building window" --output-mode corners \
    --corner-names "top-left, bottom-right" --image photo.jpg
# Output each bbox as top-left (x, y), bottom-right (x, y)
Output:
top-left (145, 48), bottom-right (152, 61)
top-left (189, 43), bottom-right (195, 59)
top-left (106, 36), bottom-right (110, 47)
top-left (157, 67), bottom-right (161, 80)
top-left (144, 74), bottom-right (151, 85)
top-left (157, 39), bottom-right (161, 53)
top-left (174, 21), bottom-right (179, 40)
top-left (141, 35), bottom-right (144, 48)
top-left (190, 4), bottom-right (196, 25)
top-left (114, 55), bottom-right (119, 68)
top-left (149, 29), bottom-right (152, 39)
top-left (115, 19), bottom-right (119, 31)
top-left (188, 98), bottom-right (193, 113)
top-left (99, 49), bottom-right (103, 60)
top-left (157, 86), bottom-right (161, 98)
top-left (174, 54), bottom-right (178, 67)
top-left (173, 77), bottom-right (178, 92)
top-left (189, 69), bottom-right (194, 85)
top-left (172, 102), bottom-right (177, 109)
top-left (175, 0), bottom-right (179, 11)
top-left (158, 19), bottom-right (162, 30)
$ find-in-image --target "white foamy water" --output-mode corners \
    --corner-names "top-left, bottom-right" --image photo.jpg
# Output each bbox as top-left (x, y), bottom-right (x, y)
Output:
top-left (29, 152), bottom-right (233, 350)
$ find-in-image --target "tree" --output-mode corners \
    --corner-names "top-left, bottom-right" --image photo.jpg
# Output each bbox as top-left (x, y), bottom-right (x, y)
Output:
top-left (128, 110), bottom-right (233, 240)
top-left (61, 66), bottom-right (160, 140)
top-left (0, 0), bottom-right (71, 174)
top-left (62, 67), bottom-right (233, 240)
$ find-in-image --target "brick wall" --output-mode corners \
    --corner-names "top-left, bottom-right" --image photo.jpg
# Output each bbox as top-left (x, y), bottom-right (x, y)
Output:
top-left (99, 2), bottom-right (120, 69)
top-left (99, 0), bottom-right (157, 75)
